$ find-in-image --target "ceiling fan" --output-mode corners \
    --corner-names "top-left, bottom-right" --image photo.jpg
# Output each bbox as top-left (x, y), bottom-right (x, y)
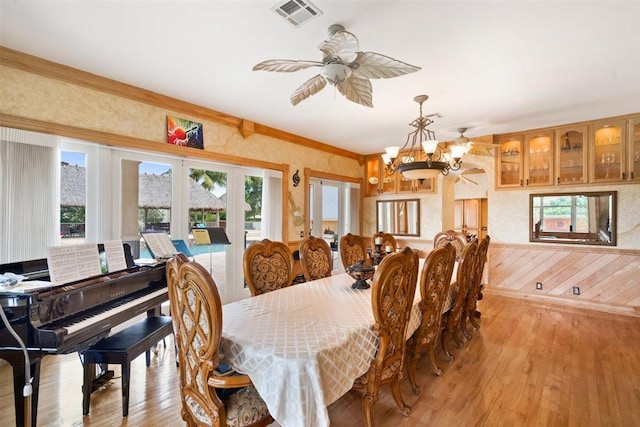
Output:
top-left (252, 24), bottom-right (421, 107)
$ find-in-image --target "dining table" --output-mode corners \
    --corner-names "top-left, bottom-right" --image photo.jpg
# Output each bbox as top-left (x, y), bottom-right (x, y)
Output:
top-left (219, 258), bottom-right (452, 427)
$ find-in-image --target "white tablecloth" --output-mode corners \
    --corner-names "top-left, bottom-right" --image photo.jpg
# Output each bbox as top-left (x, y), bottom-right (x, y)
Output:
top-left (220, 267), bottom-right (425, 427)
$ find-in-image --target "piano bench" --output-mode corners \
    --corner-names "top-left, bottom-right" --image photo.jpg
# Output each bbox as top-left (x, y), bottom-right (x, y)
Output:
top-left (81, 316), bottom-right (173, 417)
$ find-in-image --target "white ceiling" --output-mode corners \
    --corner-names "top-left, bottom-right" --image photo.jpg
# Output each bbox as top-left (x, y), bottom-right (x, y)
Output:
top-left (1, 1), bottom-right (639, 155)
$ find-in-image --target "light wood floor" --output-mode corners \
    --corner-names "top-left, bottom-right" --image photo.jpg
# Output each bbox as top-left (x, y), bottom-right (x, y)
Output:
top-left (1, 294), bottom-right (639, 426)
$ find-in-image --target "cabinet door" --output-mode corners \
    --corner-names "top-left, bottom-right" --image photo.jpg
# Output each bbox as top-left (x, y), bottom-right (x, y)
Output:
top-left (497, 135), bottom-right (524, 188)
top-left (628, 117), bottom-right (640, 181)
top-left (556, 125), bottom-right (587, 185)
top-left (525, 131), bottom-right (553, 186)
top-left (590, 119), bottom-right (626, 183)
top-left (365, 157), bottom-right (382, 196)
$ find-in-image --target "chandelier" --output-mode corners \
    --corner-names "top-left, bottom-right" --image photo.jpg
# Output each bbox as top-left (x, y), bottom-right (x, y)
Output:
top-left (382, 95), bottom-right (469, 180)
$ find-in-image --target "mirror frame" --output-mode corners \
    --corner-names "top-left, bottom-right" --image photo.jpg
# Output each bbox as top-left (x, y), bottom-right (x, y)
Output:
top-left (529, 191), bottom-right (617, 246)
top-left (376, 198), bottom-right (420, 237)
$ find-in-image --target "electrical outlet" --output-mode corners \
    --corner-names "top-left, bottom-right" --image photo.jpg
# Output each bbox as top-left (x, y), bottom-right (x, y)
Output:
top-left (572, 286), bottom-right (580, 295)
top-left (300, 230), bottom-right (304, 238)
top-left (536, 282), bottom-right (543, 290)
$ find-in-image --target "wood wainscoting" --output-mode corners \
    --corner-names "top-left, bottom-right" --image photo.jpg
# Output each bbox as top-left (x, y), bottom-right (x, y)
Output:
top-left (487, 243), bottom-right (640, 317)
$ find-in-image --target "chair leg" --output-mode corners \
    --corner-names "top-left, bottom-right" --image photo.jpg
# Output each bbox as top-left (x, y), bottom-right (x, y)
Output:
top-left (406, 357), bottom-right (420, 395)
top-left (390, 377), bottom-right (411, 417)
top-left (426, 345), bottom-right (442, 376)
top-left (470, 311), bottom-right (481, 329)
top-left (362, 391), bottom-right (376, 427)
top-left (461, 312), bottom-right (472, 341)
top-left (441, 329), bottom-right (454, 362)
top-left (452, 323), bottom-right (466, 348)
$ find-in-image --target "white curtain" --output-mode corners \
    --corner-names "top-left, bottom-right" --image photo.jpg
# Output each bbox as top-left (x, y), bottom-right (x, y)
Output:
top-left (261, 170), bottom-right (282, 240)
top-left (0, 128), bottom-right (59, 263)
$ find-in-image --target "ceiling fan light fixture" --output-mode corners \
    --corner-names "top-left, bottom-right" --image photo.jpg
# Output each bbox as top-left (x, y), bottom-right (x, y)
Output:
top-left (320, 63), bottom-right (352, 85)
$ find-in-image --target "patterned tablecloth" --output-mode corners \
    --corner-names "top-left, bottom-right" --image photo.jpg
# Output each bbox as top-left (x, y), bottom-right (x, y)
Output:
top-left (220, 259), bottom-right (451, 427)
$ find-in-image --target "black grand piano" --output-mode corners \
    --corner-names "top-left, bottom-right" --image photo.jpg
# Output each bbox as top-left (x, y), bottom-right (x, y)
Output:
top-left (0, 243), bottom-right (167, 427)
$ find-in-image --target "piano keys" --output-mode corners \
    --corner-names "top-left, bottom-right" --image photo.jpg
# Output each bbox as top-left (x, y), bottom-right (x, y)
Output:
top-left (0, 243), bottom-right (168, 427)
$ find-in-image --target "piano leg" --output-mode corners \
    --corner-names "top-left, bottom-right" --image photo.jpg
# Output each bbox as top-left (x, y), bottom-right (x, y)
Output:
top-left (0, 352), bottom-right (43, 427)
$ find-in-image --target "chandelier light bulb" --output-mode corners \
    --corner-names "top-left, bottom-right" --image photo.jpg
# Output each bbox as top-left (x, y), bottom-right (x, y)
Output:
top-left (384, 146), bottom-right (400, 160)
top-left (421, 140), bottom-right (439, 155)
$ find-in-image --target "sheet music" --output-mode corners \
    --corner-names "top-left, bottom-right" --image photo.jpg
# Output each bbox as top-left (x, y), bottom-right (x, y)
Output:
top-left (47, 243), bottom-right (102, 284)
top-left (192, 229), bottom-right (211, 245)
top-left (103, 239), bottom-right (128, 272)
top-left (141, 232), bottom-right (177, 259)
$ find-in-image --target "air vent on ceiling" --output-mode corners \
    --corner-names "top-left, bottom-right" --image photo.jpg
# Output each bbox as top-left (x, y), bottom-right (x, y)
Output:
top-left (272, 0), bottom-right (322, 27)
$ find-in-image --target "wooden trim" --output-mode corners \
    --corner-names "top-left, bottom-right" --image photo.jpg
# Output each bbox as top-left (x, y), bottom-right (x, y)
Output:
top-left (484, 287), bottom-right (640, 317)
top-left (0, 46), bottom-right (361, 161)
top-left (0, 113), bottom-right (287, 172)
top-left (490, 241), bottom-right (640, 256)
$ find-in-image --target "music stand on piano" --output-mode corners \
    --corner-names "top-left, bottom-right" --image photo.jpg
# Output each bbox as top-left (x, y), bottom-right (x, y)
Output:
top-left (191, 227), bottom-right (231, 273)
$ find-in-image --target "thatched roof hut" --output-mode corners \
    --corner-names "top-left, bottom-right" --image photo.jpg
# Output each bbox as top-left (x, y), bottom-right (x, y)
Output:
top-left (60, 166), bottom-right (226, 212)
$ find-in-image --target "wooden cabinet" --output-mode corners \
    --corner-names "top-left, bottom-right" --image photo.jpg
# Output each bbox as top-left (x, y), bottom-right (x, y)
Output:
top-left (525, 131), bottom-right (553, 186)
top-left (497, 135), bottom-right (524, 188)
top-left (589, 118), bottom-right (626, 183)
top-left (556, 125), bottom-right (587, 185)
top-left (627, 117), bottom-right (640, 181)
top-left (365, 154), bottom-right (435, 196)
top-left (365, 156), bottom-right (395, 196)
top-left (496, 113), bottom-right (640, 190)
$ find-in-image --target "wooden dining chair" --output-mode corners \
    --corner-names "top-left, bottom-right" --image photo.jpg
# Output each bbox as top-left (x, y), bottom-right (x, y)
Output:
top-left (440, 239), bottom-right (477, 362)
top-left (299, 235), bottom-right (332, 281)
top-left (461, 235), bottom-right (491, 338)
top-left (371, 231), bottom-right (397, 253)
top-left (353, 249), bottom-right (419, 427)
top-left (339, 233), bottom-right (370, 270)
top-left (243, 239), bottom-right (295, 296)
top-left (433, 229), bottom-right (468, 261)
top-left (167, 255), bottom-right (273, 427)
top-left (406, 244), bottom-right (456, 394)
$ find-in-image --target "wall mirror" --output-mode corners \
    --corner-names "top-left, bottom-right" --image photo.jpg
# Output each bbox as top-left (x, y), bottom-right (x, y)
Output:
top-left (530, 191), bottom-right (616, 246)
top-left (376, 199), bottom-right (420, 236)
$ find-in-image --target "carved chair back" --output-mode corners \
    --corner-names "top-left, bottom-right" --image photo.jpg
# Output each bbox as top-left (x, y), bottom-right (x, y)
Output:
top-left (299, 235), bottom-right (332, 281)
top-left (167, 256), bottom-right (272, 427)
top-left (356, 249), bottom-right (418, 427)
top-left (243, 239), bottom-right (294, 296)
top-left (433, 229), bottom-right (468, 261)
top-left (339, 233), bottom-right (370, 270)
top-left (462, 235), bottom-right (491, 334)
top-left (406, 244), bottom-right (456, 393)
top-left (440, 239), bottom-right (477, 361)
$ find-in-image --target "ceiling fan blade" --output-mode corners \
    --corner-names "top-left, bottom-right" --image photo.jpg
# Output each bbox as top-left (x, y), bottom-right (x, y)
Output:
top-left (253, 59), bottom-right (323, 73)
top-left (459, 175), bottom-right (478, 185)
top-left (319, 31), bottom-right (358, 64)
top-left (337, 76), bottom-right (373, 108)
top-left (466, 145), bottom-right (496, 156)
top-left (350, 52), bottom-right (421, 79)
top-left (290, 74), bottom-right (327, 105)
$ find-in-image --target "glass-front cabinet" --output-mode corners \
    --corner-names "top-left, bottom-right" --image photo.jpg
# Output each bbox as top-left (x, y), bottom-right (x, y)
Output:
top-left (628, 117), bottom-right (640, 181)
top-left (497, 134), bottom-right (524, 187)
top-left (556, 125), bottom-right (587, 185)
top-left (525, 131), bottom-right (553, 186)
top-left (590, 118), bottom-right (625, 183)
top-left (365, 156), bottom-right (395, 195)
